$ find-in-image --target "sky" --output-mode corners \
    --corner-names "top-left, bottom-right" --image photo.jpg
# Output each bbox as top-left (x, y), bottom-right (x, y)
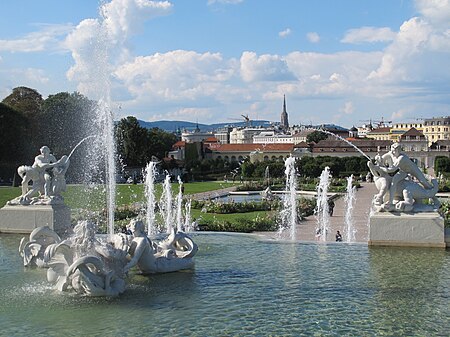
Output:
top-left (1, 0), bottom-right (450, 128)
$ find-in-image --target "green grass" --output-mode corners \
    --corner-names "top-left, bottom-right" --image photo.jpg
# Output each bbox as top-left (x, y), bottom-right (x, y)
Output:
top-left (0, 187), bottom-right (21, 206)
top-left (0, 181), bottom-right (240, 210)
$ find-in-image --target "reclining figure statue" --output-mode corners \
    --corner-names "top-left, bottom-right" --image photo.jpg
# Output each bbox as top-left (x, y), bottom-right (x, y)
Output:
top-left (124, 219), bottom-right (198, 274)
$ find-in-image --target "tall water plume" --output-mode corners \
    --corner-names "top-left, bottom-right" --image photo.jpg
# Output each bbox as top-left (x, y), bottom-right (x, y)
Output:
top-left (184, 199), bottom-right (193, 232)
top-left (176, 176), bottom-right (184, 232)
top-left (160, 174), bottom-right (173, 233)
top-left (344, 175), bottom-right (357, 242)
top-left (66, 2), bottom-right (118, 238)
top-left (279, 156), bottom-right (298, 240)
top-left (315, 167), bottom-right (331, 242)
top-left (144, 162), bottom-right (157, 236)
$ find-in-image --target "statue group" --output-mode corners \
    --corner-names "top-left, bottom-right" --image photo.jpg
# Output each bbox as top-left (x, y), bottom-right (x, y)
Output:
top-left (9, 146), bottom-right (70, 205)
top-left (19, 219), bottom-right (198, 297)
top-left (367, 142), bottom-right (440, 212)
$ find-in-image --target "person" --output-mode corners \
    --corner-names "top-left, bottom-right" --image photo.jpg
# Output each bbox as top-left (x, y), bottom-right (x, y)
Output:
top-left (336, 230), bottom-right (343, 242)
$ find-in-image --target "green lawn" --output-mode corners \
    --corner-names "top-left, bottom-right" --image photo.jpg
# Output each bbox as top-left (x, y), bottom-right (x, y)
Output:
top-left (0, 181), bottom-right (240, 210)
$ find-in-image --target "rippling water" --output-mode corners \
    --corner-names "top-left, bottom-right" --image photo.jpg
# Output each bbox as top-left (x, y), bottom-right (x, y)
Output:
top-left (1, 233), bottom-right (449, 336)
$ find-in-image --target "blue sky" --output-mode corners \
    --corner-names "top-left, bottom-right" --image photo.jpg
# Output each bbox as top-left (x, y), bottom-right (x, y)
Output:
top-left (1, 0), bottom-right (449, 128)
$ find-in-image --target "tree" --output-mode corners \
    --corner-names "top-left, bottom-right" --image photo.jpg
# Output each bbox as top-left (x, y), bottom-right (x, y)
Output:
top-left (2, 87), bottom-right (44, 160)
top-left (306, 130), bottom-right (328, 143)
top-left (115, 117), bottom-right (178, 167)
top-left (435, 156), bottom-right (450, 176)
top-left (116, 116), bottom-right (149, 167)
top-left (147, 127), bottom-right (178, 161)
top-left (40, 92), bottom-right (96, 157)
top-left (0, 103), bottom-right (27, 181)
top-left (2, 86), bottom-right (43, 118)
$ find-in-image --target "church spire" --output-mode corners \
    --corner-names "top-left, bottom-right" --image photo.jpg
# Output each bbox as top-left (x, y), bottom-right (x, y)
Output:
top-left (280, 94), bottom-right (289, 130)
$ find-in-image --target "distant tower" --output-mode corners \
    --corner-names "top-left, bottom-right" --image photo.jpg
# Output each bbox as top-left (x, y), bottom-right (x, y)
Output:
top-left (280, 95), bottom-right (289, 130)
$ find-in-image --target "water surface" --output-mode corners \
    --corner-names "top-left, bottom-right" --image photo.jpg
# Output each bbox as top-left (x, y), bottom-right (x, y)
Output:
top-left (1, 233), bottom-right (449, 336)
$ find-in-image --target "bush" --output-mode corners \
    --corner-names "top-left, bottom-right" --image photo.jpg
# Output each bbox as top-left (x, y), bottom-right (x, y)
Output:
top-left (197, 213), bottom-right (278, 232)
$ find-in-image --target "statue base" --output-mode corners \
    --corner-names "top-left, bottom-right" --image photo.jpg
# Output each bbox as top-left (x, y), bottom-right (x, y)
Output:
top-left (0, 204), bottom-right (71, 236)
top-left (368, 211), bottom-right (446, 248)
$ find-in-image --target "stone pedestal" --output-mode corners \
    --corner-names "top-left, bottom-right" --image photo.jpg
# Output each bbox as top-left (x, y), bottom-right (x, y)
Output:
top-left (0, 204), bottom-right (71, 236)
top-left (369, 211), bottom-right (446, 248)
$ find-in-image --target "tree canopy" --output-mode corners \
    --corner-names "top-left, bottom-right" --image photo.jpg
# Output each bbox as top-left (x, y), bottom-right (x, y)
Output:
top-left (115, 116), bottom-right (177, 167)
top-left (306, 130), bottom-right (328, 143)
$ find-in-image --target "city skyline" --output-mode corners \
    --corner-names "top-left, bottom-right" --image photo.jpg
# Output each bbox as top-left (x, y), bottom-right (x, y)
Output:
top-left (1, 0), bottom-right (449, 127)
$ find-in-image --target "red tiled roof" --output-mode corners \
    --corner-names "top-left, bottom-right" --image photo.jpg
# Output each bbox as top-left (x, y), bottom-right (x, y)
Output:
top-left (172, 141), bottom-right (185, 148)
top-left (368, 127), bottom-right (391, 133)
top-left (213, 143), bottom-right (293, 152)
top-left (204, 137), bottom-right (219, 142)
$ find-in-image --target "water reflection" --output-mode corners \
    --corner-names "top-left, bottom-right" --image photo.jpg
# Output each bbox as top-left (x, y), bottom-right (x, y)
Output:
top-left (0, 233), bottom-right (449, 336)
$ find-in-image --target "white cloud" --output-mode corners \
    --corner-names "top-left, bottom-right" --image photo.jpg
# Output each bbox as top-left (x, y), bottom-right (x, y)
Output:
top-left (279, 28), bottom-right (292, 38)
top-left (0, 24), bottom-right (73, 53)
top-left (367, 15), bottom-right (450, 84)
top-left (148, 107), bottom-right (213, 121)
top-left (115, 50), bottom-right (237, 103)
top-left (240, 51), bottom-right (296, 82)
top-left (391, 108), bottom-right (408, 121)
top-left (340, 101), bottom-right (354, 115)
top-left (341, 26), bottom-right (396, 44)
top-left (416, 0), bottom-right (450, 26)
top-left (306, 32), bottom-right (320, 43)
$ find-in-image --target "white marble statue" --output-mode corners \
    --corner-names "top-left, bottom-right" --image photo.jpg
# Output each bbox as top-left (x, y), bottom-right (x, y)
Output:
top-left (45, 221), bottom-right (128, 296)
top-left (367, 142), bottom-right (439, 212)
top-left (124, 219), bottom-right (197, 274)
top-left (19, 217), bottom-right (198, 296)
top-left (9, 146), bottom-right (70, 205)
top-left (18, 226), bottom-right (62, 267)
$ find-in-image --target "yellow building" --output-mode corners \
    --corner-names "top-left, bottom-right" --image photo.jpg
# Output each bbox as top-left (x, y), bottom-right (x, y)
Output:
top-left (390, 122), bottom-right (424, 141)
top-left (365, 127), bottom-right (391, 140)
top-left (422, 117), bottom-right (450, 144)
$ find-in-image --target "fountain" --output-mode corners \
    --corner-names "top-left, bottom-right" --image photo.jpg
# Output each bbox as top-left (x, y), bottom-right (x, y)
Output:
top-left (14, 153), bottom-right (198, 296)
top-left (278, 155), bottom-right (298, 240)
top-left (315, 167), bottom-right (331, 242)
top-left (144, 161), bottom-right (157, 236)
top-left (1, 0), bottom-right (449, 333)
top-left (344, 175), bottom-right (357, 242)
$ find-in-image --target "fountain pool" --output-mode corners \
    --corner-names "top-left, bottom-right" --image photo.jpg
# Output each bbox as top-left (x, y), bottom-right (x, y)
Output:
top-left (1, 233), bottom-right (449, 336)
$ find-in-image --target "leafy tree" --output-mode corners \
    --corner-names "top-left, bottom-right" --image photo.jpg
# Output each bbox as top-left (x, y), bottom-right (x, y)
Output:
top-left (306, 130), bottom-right (328, 143)
top-left (147, 127), bottom-right (177, 161)
top-left (2, 86), bottom-right (43, 118)
top-left (435, 156), bottom-right (450, 176)
top-left (2, 87), bottom-right (44, 159)
top-left (116, 116), bottom-right (149, 167)
top-left (40, 92), bottom-right (96, 156)
top-left (116, 117), bottom-right (178, 167)
top-left (0, 103), bottom-right (27, 181)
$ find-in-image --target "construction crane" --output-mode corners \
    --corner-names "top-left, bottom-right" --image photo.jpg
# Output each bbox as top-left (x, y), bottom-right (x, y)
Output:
top-left (359, 117), bottom-right (392, 128)
top-left (228, 114), bottom-right (252, 127)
